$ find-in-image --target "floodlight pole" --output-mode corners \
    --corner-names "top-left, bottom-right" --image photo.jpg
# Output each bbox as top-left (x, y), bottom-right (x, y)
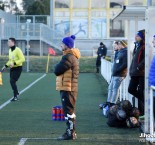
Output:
top-left (26, 19), bottom-right (31, 72)
top-left (0, 18), bottom-right (5, 56)
top-left (50, 0), bottom-right (54, 29)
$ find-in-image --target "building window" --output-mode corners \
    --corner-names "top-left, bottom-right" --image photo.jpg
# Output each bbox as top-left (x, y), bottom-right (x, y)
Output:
top-left (73, 0), bottom-right (88, 8)
top-left (55, 19), bottom-right (70, 35)
top-left (91, 0), bottom-right (106, 8)
top-left (55, 11), bottom-right (70, 17)
top-left (72, 18), bottom-right (88, 38)
top-left (91, 10), bottom-right (106, 17)
top-left (72, 11), bottom-right (88, 17)
top-left (110, 20), bottom-right (125, 37)
top-left (128, 0), bottom-right (144, 6)
top-left (55, 0), bottom-right (70, 8)
top-left (91, 18), bottom-right (106, 38)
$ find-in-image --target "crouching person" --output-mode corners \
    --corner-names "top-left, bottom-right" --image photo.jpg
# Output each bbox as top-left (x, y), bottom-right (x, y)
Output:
top-left (54, 35), bottom-right (81, 140)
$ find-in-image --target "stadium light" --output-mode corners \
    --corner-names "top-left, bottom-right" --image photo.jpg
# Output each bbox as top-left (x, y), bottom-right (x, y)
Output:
top-left (26, 19), bottom-right (31, 72)
top-left (0, 18), bottom-right (5, 56)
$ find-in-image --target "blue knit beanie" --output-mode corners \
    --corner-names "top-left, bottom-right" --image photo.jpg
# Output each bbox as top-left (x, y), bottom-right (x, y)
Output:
top-left (62, 35), bottom-right (76, 48)
top-left (137, 31), bottom-right (144, 40)
top-left (154, 35), bottom-right (155, 38)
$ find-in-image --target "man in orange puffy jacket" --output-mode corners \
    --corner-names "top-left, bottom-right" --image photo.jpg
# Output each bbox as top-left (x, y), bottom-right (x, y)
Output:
top-left (54, 35), bottom-right (80, 140)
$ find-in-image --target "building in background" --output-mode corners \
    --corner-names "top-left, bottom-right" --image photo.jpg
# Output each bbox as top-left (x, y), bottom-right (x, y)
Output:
top-left (53, 0), bottom-right (155, 39)
top-left (1, 0), bottom-right (155, 56)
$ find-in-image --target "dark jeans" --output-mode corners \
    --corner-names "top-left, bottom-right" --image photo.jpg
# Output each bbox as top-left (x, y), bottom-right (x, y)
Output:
top-left (96, 56), bottom-right (101, 67)
top-left (60, 91), bottom-right (77, 133)
top-left (10, 66), bottom-right (22, 97)
top-left (128, 76), bottom-right (144, 115)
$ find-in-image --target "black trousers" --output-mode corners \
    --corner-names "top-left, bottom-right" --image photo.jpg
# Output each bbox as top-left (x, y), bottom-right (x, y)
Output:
top-left (60, 91), bottom-right (77, 133)
top-left (10, 66), bottom-right (22, 97)
top-left (96, 56), bottom-right (101, 67)
top-left (128, 76), bottom-right (144, 115)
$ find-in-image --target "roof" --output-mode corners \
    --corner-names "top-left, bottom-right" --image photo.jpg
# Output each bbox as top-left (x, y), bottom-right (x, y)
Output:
top-left (111, 6), bottom-right (147, 21)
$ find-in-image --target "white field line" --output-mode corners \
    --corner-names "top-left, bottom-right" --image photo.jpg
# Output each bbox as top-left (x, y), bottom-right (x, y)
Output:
top-left (18, 137), bottom-right (91, 145)
top-left (18, 138), bottom-right (28, 145)
top-left (18, 138), bottom-right (57, 145)
top-left (0, 74), bottom-right (46, 110)
top-left (18, 136), bottom-right (141, 145)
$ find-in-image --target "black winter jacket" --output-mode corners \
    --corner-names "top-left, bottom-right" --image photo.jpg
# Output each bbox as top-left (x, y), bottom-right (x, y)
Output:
top-left (129, 42), bottom-right (145, 77)
top-left (112, 48), bottom-right (127, 77)
top-left (97, 45), bottom-right (107, 57)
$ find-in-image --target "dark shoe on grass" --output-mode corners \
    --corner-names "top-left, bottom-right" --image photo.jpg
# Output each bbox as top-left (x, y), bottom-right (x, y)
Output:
top-left (57, 132), bottom-right (77, 140)
top-left (11, 97), bottom-right (18, 102)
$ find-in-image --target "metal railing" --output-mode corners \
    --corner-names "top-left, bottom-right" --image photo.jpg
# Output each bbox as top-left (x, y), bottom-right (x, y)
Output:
top-left (40, 24), bottom-right (63, 50)
top-left (0, 23), bottom-right (64, 50)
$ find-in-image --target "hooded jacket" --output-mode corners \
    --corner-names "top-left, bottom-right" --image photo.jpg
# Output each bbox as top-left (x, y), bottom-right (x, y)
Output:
top-left (112, 48), bottom-right (127, 77)
top-left (54, 48), bottom-right (81, 92)
top-left (129, 42), bottom-right (145, 76)
top-left (149, 56), bottom-right (155, 86)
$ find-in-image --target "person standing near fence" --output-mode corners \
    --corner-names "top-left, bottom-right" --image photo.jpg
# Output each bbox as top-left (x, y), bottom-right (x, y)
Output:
top-left (54, 35), bottom-right (81, 140)
top-left (96, 42), bottom-right (107, 73)
top-left (149, 35), bottom-right (155, 118)
top-left (1, 38), bottom-right (25, 101)
top-left (128, 30), bottom-right (145, 116)
top-left (106, 40), bottom-right (128, 106)
top-left (99, 40), bottom-right (128, 109)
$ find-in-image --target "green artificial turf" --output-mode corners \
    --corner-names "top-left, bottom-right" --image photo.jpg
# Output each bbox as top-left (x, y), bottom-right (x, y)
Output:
top-left (0, 73), bottom-right (148, 145)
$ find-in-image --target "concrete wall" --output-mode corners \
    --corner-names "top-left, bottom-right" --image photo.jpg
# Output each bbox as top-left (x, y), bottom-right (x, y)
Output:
top-left (75, 39), bottom-right (114, 56)
top-left (1, 40), bottom-right (62, 56)
top-left (1, 39), bottom-right (115, 56)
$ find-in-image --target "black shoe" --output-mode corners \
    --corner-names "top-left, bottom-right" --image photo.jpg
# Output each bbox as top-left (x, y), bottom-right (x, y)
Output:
top-left (109, 103), bottom-right (115, 107)
top-left (11, 97), bottom-right (18, 102)
top-left (96, 68), bottom-right (99, 73)
top-left (96, 70), bottom-right (99, 73)
top-left (57, 132), bottom-right (77, 140)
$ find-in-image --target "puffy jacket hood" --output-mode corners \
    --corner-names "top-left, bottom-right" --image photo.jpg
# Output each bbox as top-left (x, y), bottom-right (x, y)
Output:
top-left (63, 48), bottom-right (81, 59)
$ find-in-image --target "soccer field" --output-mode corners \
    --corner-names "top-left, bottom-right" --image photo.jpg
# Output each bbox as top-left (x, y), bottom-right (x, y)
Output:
top-left (0, 73), bottom-right (147, 145)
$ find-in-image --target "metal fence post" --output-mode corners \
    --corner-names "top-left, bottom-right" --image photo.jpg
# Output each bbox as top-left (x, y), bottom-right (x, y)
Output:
top-left (40, 24), bottom-right (42, 56)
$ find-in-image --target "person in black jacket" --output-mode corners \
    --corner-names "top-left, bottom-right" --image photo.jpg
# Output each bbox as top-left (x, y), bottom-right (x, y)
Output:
top-left (54, 35), bottom-right (81, 140)
top-left (96, 42), bottom-right (107, 73)
top-left (128, 30), bottom-right (145, 115)
top-left (106, 40), bottom-right (127, 105)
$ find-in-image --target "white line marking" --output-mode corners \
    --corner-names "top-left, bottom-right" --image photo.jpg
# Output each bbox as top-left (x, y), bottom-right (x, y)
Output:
top-left (18, 136), bottom-right (140, 145)
top-left (18, 138), bottom-right (57, 145)
top-left (18, 138), bottom-right (28, 145)
top-left (0, 74), bottom-right (46, 110)
top-left (18, 137), bottom-right (100, 144)
top-left (24, 138), bottom-right (57, 140)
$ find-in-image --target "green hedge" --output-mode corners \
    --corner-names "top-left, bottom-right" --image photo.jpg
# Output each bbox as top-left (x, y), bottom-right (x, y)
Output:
top-left (0, 56), bottom-right (96, 73)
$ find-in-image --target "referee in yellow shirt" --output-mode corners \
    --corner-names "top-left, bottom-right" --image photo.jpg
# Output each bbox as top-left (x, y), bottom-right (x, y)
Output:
top-left (2, 38), bottom-right (25, 101)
